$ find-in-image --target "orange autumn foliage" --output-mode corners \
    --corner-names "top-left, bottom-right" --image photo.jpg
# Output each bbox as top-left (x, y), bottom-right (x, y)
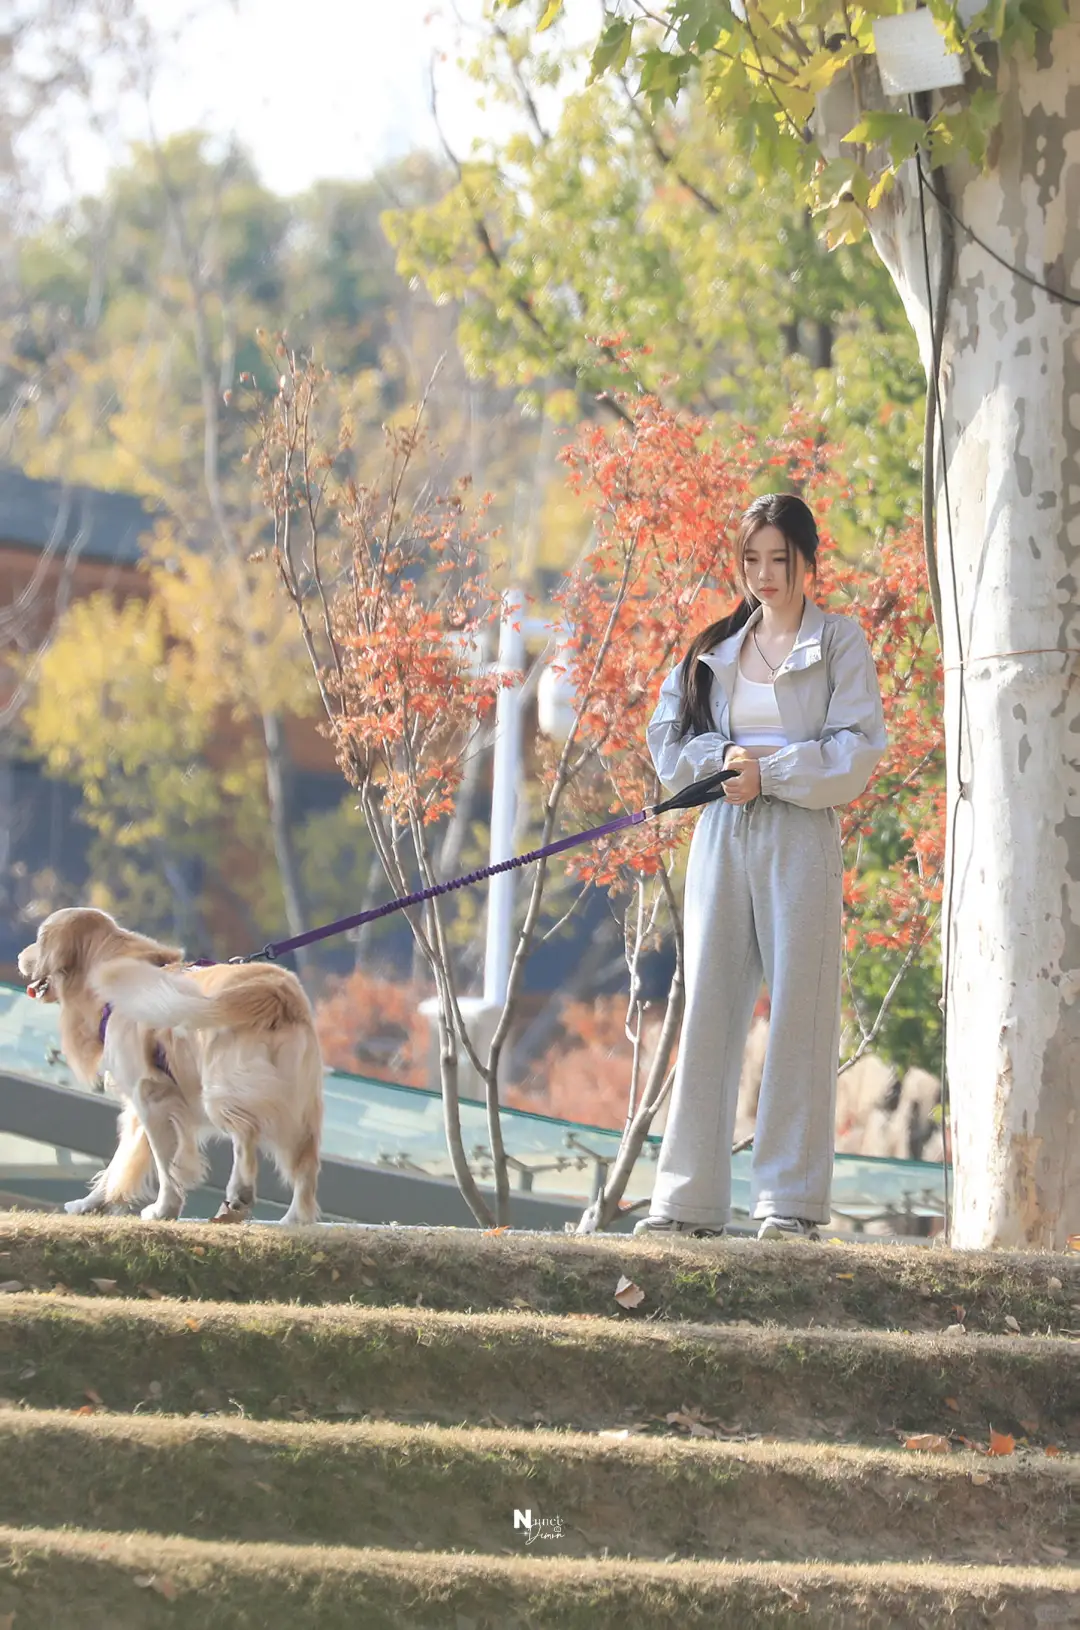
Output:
top-left (546, 394), bottom-right (943, 960)
top-left (314, 968), bottom-right (429, 1087)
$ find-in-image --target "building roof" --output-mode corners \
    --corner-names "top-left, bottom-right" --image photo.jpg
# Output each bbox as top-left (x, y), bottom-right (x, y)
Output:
top-left (0, 466), bottom-right (158, 566)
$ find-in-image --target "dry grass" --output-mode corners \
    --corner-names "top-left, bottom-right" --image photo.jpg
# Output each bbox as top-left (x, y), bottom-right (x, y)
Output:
top-left (1, 1526), bottom-right (1079, 1629)
top-left (1, 1292), bottom-right (1078, 1448)
top-left (0, 1214), bottom-right (1076, 1336)
top-left (2, 1213), bottom-right (1079, 1619)
top-left (0, 1409), bottom-right (1075, 1565)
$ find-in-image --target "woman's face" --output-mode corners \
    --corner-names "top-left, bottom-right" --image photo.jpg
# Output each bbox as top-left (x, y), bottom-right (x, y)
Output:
top-left (742, 524), bottom-right (810, 617)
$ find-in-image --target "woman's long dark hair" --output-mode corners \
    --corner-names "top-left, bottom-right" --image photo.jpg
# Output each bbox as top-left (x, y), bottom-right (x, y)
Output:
top-left (677, 493), bottom-right (820, 740)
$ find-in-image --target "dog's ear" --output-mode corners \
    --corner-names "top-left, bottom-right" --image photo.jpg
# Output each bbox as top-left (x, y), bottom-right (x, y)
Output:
top-left (34, 913), bottom-right (90, 986)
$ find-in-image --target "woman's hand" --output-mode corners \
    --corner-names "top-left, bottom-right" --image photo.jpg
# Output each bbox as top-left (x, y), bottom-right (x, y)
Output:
top-left (722, 746), bottom-right (762, 805)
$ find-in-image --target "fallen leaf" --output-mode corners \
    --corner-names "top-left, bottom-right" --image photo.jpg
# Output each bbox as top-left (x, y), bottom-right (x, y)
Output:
top-left (1047, 1276), bottom-right (1063, 1292)
top-left (73, 1404), bottom-right (96, 1416)
top-left (139, 1285), bottom-right (165, 1300)
top-left (482, 1226), bottom-right (509, 1236)
top-left (917, 1284), bottom-right (933, 1298)
top-left (944, 1323), bottom-right (966, 1336)
top-left (614, 1275), bottom-right (645, 1309)
top-left (190, 1246), bottom-right (206, 1257)
top-left (952, 1305), bottom-right (967, 1319)
top-left (254, 1480), bottom-right (274, 1494)
top-left (904, 1434), bottom-right (952, 1453)
top-left (1003, 1315), bottom-right (1020, 1333)
top-left (1041, 1543), bottom-right (1068, 1559)
top-left (133, 1574), bottom-right (178, 1598)
top-left (90, 1277), bottom-right (118, 1294)
top-left (988, 1429), bottom-right (1015, 1457)
top-left (330, 1268), bottom-right (341, 1282)
top-left (970, 1471), bottom-right (991, 1486)
top-left (510, 1297), bottom-right (534, 1310)
top-left (834, 1273), bottom-right (854, 1281)
top-left (944, 1397), bottom-right (960, 1413)
top-left (1066, 1236), bottom-right (1080, 1252)
top-left (0, 1281), bottom-right (23, 1294)
top-left (598, 1428), bottom-right (632, 1440)
top-left (84, 1389), bottom-right (103, 1405)
top-left (185, 1318), bottom-right (201, 1332)
top-left (665, 1410), bottom-right (715, 1437)
top-left (1046, 1445), bottom-right (1061, 1458)
top-left (310, 1251), bottom-right (326, 1263)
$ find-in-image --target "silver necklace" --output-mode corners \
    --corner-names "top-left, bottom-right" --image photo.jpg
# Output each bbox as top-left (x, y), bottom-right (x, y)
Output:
top-left (753, 629), bottom-right (783, 675)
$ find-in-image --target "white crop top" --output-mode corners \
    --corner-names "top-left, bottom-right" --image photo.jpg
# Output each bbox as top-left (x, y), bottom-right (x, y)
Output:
top-left (729, 668), bottom-right (789, 748)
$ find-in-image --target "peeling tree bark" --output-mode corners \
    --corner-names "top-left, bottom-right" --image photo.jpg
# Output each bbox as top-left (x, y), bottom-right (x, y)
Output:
top-left (824, 32), bottom-right (1080, 1247)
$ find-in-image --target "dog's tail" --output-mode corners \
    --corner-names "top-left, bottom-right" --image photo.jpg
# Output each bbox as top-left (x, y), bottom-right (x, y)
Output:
top-left (92, 958), bottom-right (309, 1033)
top-left (102, 1104), bottom-right (156, 1204)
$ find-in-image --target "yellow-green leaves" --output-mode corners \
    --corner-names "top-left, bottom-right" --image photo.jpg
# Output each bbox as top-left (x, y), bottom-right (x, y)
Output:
top-left (792, 40), bottom-right (861, 96)
top-left (537, 0), bottom-right (564, 31)
top-left (588, 17), bottom-right (634, 84)
top-left (843, 111), bottom-right (926, 163)
top-left (638, 47), bottom-right (698, 113)
top-left (813, 159), bottom-right (871, 248)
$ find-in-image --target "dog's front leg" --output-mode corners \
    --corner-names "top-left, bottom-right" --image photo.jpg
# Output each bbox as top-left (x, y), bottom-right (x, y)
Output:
top-left (64, 1180), bottom-right (110, 1216)
top-left (65, 1103), bottom-right (149, 1215)
top-left (134, 1078), bottom-right (193, 1221)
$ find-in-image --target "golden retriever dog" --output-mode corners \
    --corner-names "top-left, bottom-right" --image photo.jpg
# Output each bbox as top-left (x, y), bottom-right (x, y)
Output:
top-left (18, 907), bottom-right (323, 1225)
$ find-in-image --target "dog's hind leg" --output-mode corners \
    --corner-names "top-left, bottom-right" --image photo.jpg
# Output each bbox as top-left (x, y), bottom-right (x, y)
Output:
top-left (213, 1122), bottom-right (259, 1222)
top-left (134, 1079), bottom-right (201, 1221)
top-left (277, 1124), bottom-right (321, 1227)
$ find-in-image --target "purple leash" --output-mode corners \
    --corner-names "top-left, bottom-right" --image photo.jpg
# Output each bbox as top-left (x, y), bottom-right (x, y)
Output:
top-left (238, 767), bottom-right (737, 964)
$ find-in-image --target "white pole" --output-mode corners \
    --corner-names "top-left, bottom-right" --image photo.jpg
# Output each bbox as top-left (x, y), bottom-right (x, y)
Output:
top-left (484, 588), bottom-right (525, 1007)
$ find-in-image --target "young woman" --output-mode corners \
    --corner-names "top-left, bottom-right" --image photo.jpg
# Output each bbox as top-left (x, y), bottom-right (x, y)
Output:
top-left (635, 493), bottom-right (888, 1242)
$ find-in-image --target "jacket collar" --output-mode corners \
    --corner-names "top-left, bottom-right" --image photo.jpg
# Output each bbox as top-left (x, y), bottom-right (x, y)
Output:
top-left (697, 596), bottom-right (825, 689)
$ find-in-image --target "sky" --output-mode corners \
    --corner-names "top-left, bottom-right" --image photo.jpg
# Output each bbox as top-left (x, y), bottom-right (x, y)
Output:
top-left (28, 0), bottom-right (599, 209)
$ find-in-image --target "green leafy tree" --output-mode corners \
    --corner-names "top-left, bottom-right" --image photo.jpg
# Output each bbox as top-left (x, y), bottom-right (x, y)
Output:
top-left (384, 26), bottom-right (923, 539)
top-left (504, 0), bottom-right (1080, 1252)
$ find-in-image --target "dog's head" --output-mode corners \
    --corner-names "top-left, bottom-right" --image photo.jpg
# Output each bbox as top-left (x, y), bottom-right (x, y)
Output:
top-left (18, 908), bottom-right (181, 1005)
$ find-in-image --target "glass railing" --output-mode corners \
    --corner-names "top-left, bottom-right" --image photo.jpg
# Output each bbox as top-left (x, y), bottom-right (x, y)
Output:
top-left (0, 982), bottom-right (946, 1222)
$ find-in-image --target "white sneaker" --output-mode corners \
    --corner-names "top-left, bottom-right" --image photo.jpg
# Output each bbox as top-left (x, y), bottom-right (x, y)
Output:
top-left (757, 1216), bottom-right (820, 1242)
top-left (632, 1215), bottom-right (725, 1239)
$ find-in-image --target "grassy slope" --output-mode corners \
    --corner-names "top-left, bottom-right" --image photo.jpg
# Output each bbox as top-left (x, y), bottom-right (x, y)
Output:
top-left (0, 1409), bottom-right (1076, 1565)
top-left (2, 1528), bottom-right (1080, 1630)
top-left (1, 1293), bottom-right (1077, 1444)
top-left (1, 1215), bottom-right (1075, 1333)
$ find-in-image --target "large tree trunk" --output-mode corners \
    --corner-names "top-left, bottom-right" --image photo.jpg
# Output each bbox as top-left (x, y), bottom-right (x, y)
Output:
top-left (838, 35), bottom-right (1080, 1247)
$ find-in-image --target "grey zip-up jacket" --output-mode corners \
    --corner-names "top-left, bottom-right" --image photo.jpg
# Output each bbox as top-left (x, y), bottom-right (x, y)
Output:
top-left (647, 597), bottom-right (888, 811)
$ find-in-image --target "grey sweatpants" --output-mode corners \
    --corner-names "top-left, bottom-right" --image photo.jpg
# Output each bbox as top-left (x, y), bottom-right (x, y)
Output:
top-left (650, 793), bottom-right (844, 1227)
